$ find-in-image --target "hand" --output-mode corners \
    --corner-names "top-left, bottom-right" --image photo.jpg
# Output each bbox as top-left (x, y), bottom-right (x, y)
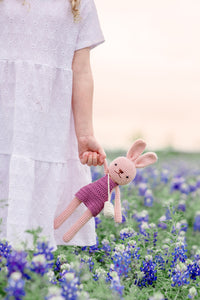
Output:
top-left (77, 135), bottom-right (106, 166)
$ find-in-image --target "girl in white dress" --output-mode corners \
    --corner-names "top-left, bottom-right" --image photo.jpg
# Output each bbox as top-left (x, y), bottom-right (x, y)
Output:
top-left (0, 0), bottom-right (106, 251)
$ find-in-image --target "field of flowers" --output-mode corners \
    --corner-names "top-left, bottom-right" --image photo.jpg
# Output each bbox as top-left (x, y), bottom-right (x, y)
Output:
top-left (1, 150), bottom-right (200, 300)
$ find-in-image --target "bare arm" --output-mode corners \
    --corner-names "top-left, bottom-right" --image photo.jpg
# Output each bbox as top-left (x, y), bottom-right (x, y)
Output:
top-left (72, 48), bottom-right (94, 137)
top-left (71, 48), bottom-right (106, 166)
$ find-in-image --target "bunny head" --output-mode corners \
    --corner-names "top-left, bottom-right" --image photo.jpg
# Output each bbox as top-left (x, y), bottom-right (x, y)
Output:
top-left (108, 139), bottom-right (158, 186)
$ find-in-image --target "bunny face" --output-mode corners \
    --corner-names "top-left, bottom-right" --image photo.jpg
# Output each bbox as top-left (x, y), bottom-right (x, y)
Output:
top-left (109, 157), bottom-right (136, 185)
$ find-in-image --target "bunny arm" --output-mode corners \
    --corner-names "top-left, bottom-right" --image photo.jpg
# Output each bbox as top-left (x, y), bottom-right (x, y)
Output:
top-left (54, 197), bottom-right (81, 229)
top-left (114, 185), bottom-right (122, 223)
top-left (103, 159), bottom-right (109, 174)
top-left (63, 209), bottom-right (93, 242)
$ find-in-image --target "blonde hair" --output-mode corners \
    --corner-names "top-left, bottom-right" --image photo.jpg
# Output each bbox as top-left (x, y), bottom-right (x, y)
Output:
top-left (0, 0), bottom-right (81, 23)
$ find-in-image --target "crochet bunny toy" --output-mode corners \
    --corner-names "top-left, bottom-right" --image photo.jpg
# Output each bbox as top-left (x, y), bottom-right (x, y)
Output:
top-left (54, 139), bottom-right (158, 242)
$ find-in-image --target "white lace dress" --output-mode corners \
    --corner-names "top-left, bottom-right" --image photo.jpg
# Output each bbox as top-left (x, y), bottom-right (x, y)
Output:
top-left (0, 0), bottom-right (105, 250)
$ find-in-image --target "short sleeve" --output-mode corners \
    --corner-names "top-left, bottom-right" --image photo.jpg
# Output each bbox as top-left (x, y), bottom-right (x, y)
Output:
top-left (75, 0), bottom-right (105, 51)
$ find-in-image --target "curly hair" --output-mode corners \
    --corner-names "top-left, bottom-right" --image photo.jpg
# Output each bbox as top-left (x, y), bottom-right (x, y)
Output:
top-left (0, 0), bottom-right (81, 23)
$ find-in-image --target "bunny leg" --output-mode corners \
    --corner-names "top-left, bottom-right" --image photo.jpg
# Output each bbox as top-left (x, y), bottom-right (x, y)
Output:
top-left (63, 209), bottom-right (93, 242)
top-left (54, 197), bottom-right (81, 229)
top-left (114, 186), bottom-right (122, 223)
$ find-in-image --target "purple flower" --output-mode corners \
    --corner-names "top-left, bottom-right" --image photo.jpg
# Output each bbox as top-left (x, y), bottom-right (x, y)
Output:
top-left (177, 200), bottom-right (186, 212)
top-left (138, 183), bottom-right (148, 196)
top-left (0, 241), bottom-right (12, 259)
top-left (135, 255), bottom-right (157, 287)
top-left (193, 212), bottom-right (200, 232)
top-left (30, 254), bottom-right (50, 276)
top-left (109, 271), bottom-right (124, 298)
top-left (171, 262), bottom-right (190, 287)
top-left (4, 272), bottom-right (26, 300)
top-left (161, 169), bottom-right (170, 183)
top-left (59, 272), bottom-right (79, 300)
top-left (144, 189), bottom-right (154, 207)
top-left (6, 249), bottom-right (30, 280)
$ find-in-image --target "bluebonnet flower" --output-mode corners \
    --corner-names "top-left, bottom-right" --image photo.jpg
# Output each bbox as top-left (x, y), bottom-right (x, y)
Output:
top-left (193, 211), bottom-right (200, 232)
top-left (81, 236), bottom-right (99, 254)
top-left (46, 270), bottom-right (57, 284)
top-left (144, 189), bottom-right (154, 207)
top-left (161, 169), bottom-right (170, 184)
top-left (4, 271), bottom-right (26, 300)
top-left (93, 267), bottom-right (107, 281)
top-left (139, 222), bottom-right (150, 241)
top-left (110, 242), bottom-right (140, 279)
top-left (54, 254), bottom-right (68, 272)
top-left (180, 182), bottom-right (190, 194)
top-left (133, 169), bottom-right (147, 185)
top-left (135, 255), bottom-right (157, 287)
top-left (94, 216), bottom-right (102, 229)
top-left (171, 261), bottom-right (190, 287)
top-left (6, 248), bottom-right (30, 279)
top-left (170, 176), bottom-right (185, 193)
top-left (82, 256), bottom-right (94, 272)
top-left (170, 242), bottom-right (188, 269)
top-left (186, 260), bottom-right (200, 281)
top-left (111, 244), bottom-right (132, 277)
top-left (177, 200), bottom-right (186, 212)
top-left (91, 167), bottom-right (102, 182)
top-left (122, 199), bottom-right (130, 211)
top-left (30, 254), bottom-right (50, 276)
top-left (153, 230), bottom-right (158, 247)
top-left (188, 287), bottom-right (198, 299)
top-left (138, 182), bottom-right (148, 196)
top-left (157, 215), bottom-right (168, 230)
top-left (154, 254), bottom-right (166, 271)
top-left (0, 240), bottom-right (12, 260)
top-left (196, 176), bottom-right (200, 189)
top-left (134, 210), bottom-right (149, 223)
top-left (101, 238), bottom-right (111, 255)
top-left (119, 227), bottom-right (135, 240)
top-left (34, 237), bottom-right (54, 263)
top-left (59, 272), bottom-right (79, 300)
top-left (109, 271), bottom-right (124, 299)
top-left (189, 180), bottom-right (197, 193)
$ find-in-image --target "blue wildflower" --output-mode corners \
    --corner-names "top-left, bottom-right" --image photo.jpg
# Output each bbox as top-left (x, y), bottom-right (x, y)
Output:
top-left (59, 272), bottom-right (79, 300)
top-left (161, 169), bottom-right (170, 183)
top-left (4, 271), bottom-right (26, 300)
top-left (177, 200), bottom-right (186, 212)
top-left (30, 254), bottom-right (50, 276)
top-left (135, 255), bottom-right (157, 287)
top-left (144, 189), bottom-right (154, 207)
top-left (170, 242), bottom-right (188, 270)
top-left (138, 182), bottom-right (148, 196)
top-left (109, 271), bottom-right (124, 299)
top-left (171, 262), bottom-right (190, 287)
top-left (0, 240), bottom-right (12, 259)
top-left (6, 249), bottom-right (30, 279)
top-left (193, 211), bottom-right (200, 232)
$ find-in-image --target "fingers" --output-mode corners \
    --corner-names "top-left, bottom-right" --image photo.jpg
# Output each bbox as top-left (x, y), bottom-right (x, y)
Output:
top-left (80, 152), bottom-right (105, 166)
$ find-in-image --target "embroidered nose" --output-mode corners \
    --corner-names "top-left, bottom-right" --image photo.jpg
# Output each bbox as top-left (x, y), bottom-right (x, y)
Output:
top-left (119, 169), bottom-right (124, 174)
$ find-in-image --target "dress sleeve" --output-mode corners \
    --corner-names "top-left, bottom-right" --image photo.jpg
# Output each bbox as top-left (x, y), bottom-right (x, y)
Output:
top-left (74, 0), bottom-right (105, 51)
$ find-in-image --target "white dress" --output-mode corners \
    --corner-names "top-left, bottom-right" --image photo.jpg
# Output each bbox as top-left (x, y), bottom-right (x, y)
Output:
top-left (0, 0), bottom-right (105, 251)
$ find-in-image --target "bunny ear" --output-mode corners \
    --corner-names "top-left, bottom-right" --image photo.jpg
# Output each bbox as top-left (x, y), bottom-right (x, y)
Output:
top-left (126, 139), bottom-right (147, 161)
top-left (135, 152), bottom-right (158, 168)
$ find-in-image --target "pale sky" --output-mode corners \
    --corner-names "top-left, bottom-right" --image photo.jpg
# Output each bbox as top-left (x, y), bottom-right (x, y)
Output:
top-left (90, 0), bottom-right (200, 151)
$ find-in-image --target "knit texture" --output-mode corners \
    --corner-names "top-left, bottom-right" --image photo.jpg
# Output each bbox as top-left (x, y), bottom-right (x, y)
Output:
top-left (75, 174), bottom-right (118, 217)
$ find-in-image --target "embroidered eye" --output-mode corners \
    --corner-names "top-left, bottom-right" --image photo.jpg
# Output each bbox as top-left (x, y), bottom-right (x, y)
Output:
top-left (126, 176), bottom-right (129, 179)
top-left (114, 163), bottom-right (117, 166)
